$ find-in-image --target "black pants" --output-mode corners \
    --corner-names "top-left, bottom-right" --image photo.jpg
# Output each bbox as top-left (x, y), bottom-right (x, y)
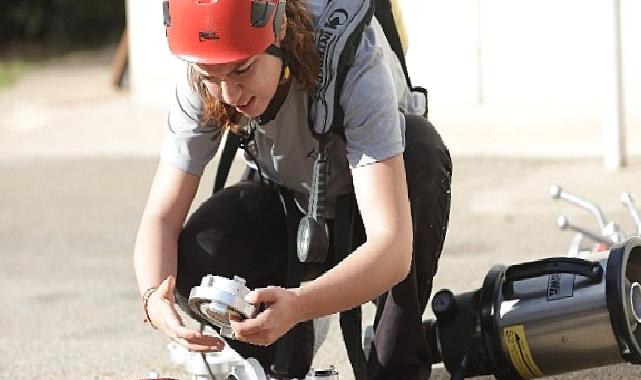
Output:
top-left (175, 116), bottom-right (452, 379)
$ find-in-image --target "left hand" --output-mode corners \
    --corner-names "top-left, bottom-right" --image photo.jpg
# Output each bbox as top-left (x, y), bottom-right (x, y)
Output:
top-left (230, 286), bottom-right (303, 346)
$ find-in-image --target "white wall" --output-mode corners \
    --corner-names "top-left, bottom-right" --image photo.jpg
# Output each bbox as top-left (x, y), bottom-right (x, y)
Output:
top-left (401, 0), bottom-right (640, 158)
top-left (126, 0), bottom-right (185, 107)
top-left (126, 0), bottom-right (641, 158)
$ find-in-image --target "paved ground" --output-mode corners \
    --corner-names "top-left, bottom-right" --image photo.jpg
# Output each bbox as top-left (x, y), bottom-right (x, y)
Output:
top-left (1, 48), bottom-right (641, 380)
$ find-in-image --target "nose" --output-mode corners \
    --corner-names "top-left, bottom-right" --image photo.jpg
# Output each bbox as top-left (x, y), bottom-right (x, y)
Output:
top-left (220, 80), bottom-right (243, 106)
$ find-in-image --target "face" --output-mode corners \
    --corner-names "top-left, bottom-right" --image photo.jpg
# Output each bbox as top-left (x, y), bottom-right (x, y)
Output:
top-left (193, 53), bottom-right (282, 118)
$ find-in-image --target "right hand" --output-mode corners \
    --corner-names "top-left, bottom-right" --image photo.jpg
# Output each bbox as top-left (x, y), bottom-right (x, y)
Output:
top-left (147, 276), bottom-right (225, 352)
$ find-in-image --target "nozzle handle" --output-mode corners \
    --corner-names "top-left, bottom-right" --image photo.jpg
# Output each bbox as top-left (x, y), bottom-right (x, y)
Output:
top-left (557, 215), bottom-right (612, 245)
top-left (550, 185), bottom-right (608, 233)
top-left (621, 192), bottom-right (641, 235)
top-left (504, 257), bottom-right (603, 289)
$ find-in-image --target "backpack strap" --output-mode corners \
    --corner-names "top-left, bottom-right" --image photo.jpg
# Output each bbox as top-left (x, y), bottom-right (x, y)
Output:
top-left (299, 7), bottom-right (375, 376)
top-left (374, 0), bottom-right (411, 88)
top-left (309, 0), bottom-right (375, 136)
top-left (298, 0), bottom-right (374, 262)
top-left (374, 0), bottom-right (429, 118)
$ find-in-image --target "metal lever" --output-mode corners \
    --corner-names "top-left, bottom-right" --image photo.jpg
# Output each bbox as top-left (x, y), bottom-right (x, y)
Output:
top-left (557, 216), bottom-right (612, 245)
top-left (550, 185), bottom-right (608, 234)
top-left (621, 192), bottom-right (641, 235)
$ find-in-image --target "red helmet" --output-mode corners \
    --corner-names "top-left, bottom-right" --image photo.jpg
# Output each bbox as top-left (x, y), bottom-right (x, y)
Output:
top-left (163, 0), bottom-right (286, 63)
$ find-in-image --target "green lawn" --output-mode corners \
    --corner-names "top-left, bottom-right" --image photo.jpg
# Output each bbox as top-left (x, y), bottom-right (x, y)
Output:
top-left (0, 60), bottom-right (29, 88)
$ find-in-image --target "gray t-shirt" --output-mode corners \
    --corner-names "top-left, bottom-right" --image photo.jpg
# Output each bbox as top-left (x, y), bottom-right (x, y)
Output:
top-left (161, 0), bottom-right (426, 216)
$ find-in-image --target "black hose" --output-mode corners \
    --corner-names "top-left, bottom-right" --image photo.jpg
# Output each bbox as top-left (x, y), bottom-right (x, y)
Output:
top-left (451, 353), bottom-right (470, 380)
top-left (200, 323), bottom-right (217, 379)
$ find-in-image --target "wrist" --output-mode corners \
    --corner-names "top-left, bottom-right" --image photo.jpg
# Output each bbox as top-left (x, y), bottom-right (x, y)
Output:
top-left (292, 286), bottom-right (312, 323)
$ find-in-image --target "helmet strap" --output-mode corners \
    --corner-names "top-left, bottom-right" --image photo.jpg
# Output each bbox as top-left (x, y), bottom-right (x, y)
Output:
top-left (265, 44), bottom-right (290, 83)
top-left (258, 77), bottom-right (291, 125)
top-left (258, 45), bottom-right (292, 125)
top-left (265, 43), bottom-right (286, 60)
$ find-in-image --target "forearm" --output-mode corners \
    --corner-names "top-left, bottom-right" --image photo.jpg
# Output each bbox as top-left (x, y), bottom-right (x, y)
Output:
top-left (133, 162), bottom-right (200, 296)
top-left (295, 233), bottom-right (411, 322)
top-left (133, 215), bottom-right (181, 295)
top-left (295, 154), bottom-right (413, 322)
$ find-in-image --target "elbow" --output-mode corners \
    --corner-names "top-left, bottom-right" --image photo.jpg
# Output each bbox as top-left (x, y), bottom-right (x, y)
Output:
top-left (399, 234), bottom-right (413, 281)
top-left (392, 201), bottom-right (414, 283)
top-left (373, 219), bottom-right (413, 286)
top-left (390, 228), bottom-right (413, 284)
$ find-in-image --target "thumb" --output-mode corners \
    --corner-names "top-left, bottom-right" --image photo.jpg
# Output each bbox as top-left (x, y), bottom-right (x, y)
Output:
top-left (158, 275), bottom-right (176, 301)
top-left (246, 287), bottom-right (281, 305)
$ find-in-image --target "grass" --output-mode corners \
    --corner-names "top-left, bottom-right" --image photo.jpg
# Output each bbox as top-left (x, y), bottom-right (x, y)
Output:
top-left (0, 60), bottom-right (30, 88)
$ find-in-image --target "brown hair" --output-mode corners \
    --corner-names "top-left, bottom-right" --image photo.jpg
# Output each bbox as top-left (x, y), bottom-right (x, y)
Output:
top-left (188, 0), bottom-right (319, 133)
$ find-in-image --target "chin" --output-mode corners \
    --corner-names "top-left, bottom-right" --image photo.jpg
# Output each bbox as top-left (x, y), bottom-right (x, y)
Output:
top-left (236, 98), bottom-right (266, 118)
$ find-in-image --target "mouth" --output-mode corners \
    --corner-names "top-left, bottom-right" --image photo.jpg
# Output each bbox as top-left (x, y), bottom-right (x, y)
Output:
top-left (236, 96), bottom-right (256, 114)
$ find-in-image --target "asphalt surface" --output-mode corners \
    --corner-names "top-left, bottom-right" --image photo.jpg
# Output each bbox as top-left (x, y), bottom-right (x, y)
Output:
top-left (1, 48), bottom-right (641, 380)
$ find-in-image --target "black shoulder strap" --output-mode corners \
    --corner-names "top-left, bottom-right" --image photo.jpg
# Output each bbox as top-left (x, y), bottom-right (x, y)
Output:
top-left (213, 131), bottom-right (241, 194)
top-left (373, 0), bottom-right (412, 88)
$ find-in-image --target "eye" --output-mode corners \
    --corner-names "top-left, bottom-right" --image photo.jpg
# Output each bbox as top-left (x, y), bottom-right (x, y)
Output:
top-left (233, 60), bottom-right (254, 76)
top-left (201, 76), bottom-right (221, 86)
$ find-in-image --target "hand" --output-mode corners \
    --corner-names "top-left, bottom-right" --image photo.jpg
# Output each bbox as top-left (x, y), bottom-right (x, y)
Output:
top-left (230, 286), bottom-right (303, 346)
top-left (147, 276), bottom-right (225, 352)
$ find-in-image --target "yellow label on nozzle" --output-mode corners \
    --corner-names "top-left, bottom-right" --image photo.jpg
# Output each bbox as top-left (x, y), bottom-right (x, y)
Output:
top-left (503, 325), bottom-right (544, 379)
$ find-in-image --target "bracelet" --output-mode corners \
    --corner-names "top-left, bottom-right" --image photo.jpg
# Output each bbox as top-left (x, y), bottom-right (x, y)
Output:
top-left (142, 286), bottom-right (159, 330)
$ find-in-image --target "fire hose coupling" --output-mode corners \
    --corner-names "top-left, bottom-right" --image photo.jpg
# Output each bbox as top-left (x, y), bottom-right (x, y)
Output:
top-left (188, 275), bottom-right (258, 339)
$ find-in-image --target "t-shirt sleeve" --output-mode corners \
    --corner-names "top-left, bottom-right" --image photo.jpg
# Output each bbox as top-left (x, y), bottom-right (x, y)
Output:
top-left (160, 66), bottom-right (222, 176)
top-left (340, 21), bottom-right (406, 169)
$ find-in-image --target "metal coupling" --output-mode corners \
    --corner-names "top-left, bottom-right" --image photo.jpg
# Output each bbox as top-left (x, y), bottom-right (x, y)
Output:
top-left (188, 275), bottom-right (257, 339)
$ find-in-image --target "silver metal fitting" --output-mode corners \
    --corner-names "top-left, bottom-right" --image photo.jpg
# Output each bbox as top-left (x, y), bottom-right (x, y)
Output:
top-left (305, 366), bottom-right (339, 380)
top-left (188, 275), bottom-right (257, 339)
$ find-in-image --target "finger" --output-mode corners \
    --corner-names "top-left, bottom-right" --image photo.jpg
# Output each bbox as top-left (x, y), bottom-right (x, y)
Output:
top-left (181, 336), bottom-right (226, 352)
top-left (232, 328), bottom-right (260, 343)
top-left (184, 341), bottom-right (225, 352)
top-left (155, 277), bottom-right (175, 309)
top-left (155, 300), bottom-right (198, 341)
top-left (158, 276), bottom-right (171, 296)
top-left (233, 329), bottom-right (272, 346)
top-left (165, 312), bottom-right (203, 340)
top-left (231, 315), bottom-right (263, 334)
top-left (231, 308), bottom-right (272, 335)
top-left (174, 327), bottom-right (224, 346)
top-left (167, 275), bottom-right (177, 303)
top-left (187, 334), bottom-right (225, 347)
